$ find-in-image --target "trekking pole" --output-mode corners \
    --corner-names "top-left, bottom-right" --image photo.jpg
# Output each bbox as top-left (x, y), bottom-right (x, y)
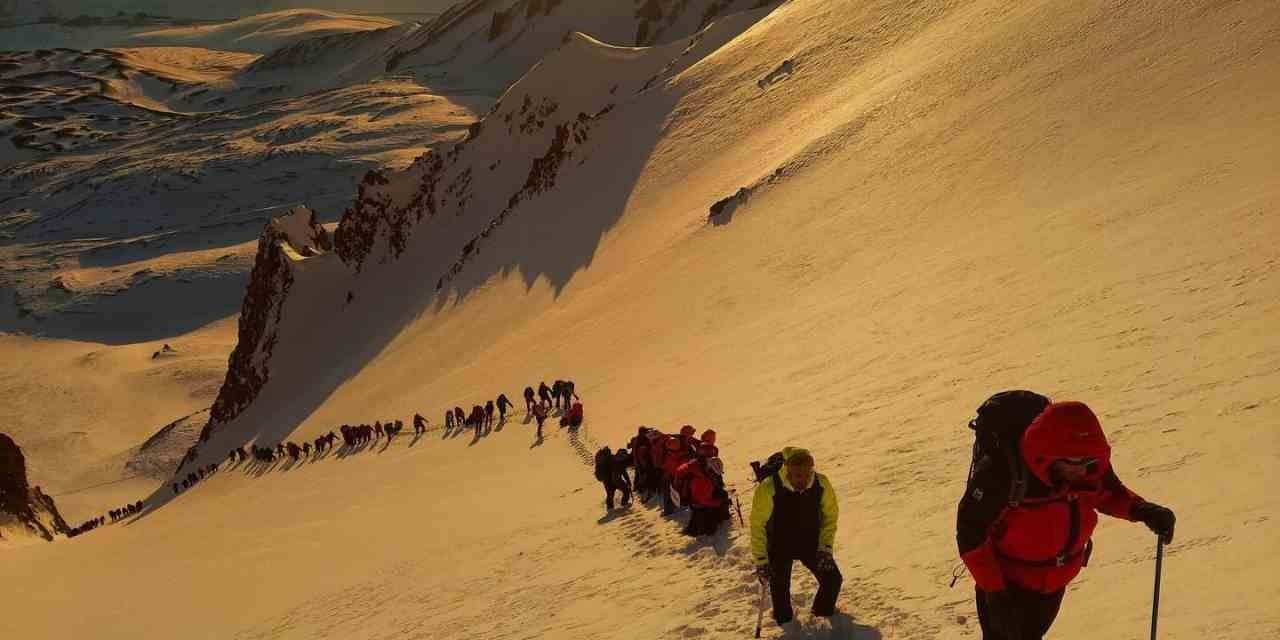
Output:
top-left (733, 491), bottom-right (745, 528)
top-left (1150, 538), bottom-right (1165, 640)
top-left (754, 578), bottom-right (767, 638)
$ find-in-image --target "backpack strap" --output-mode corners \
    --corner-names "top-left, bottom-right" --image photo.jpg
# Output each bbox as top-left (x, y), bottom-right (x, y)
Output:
top-left (1002, 439), bottom-right (1028, 508)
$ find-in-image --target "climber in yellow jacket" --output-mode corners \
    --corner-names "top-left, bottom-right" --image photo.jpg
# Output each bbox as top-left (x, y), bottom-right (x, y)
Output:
top-left (750, 447), bottom-right (842, 627)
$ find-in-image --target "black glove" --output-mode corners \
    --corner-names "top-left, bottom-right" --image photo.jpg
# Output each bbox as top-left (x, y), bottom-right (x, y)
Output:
top-left (983, 589), bottom-right (1023, 640)
top-left (754, 563), bottom-right (772, 583)
top-left (1133, 502), bottom-right (1176, 544)
top-left (814, 550), bottom-right (838, 574)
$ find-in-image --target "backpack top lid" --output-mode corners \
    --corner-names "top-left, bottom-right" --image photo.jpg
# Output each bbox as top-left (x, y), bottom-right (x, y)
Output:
top-left (707, 457), bottom-right (724, 477)
top-left (970, 390), bottom-right (1052, 442)
top-left (750, 450), bottom-right (787, 482)
top-left (594, 447), bottom-right (612, 480)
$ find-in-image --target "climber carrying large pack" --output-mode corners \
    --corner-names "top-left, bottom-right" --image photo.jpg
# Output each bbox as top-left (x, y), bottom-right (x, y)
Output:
top-left (675, 455), bottom-right (729, 537)
top-left (956, 391), bottom-right (1176, 640)
top-left (594, 446), bottom-right (631, 511)
top-left (750, 447), bottom-right (842, 630)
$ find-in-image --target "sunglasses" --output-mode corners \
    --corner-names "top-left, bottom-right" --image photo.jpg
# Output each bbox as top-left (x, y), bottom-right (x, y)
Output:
top-left (1060, 457), bottom-right (1100, 473)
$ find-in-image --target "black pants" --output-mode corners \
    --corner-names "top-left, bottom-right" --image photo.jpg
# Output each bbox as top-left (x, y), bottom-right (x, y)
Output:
top-left (605, 477), bottom-right (631, 509)
top-left (975, 585), bottom-right (1065, 640)
top-left (661, 476), bottom-right (676, 515)
top-left (769, 552), bottom-right (842, 624)
top-left (684, 506), bottom-right (728, 536)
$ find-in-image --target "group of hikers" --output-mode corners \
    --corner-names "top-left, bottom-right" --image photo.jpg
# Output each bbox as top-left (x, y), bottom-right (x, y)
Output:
top-left (72, 379), bottom-right (585, 541)
top-left (90, 378), bottom-right (1181, 640)
top-left (437, 379), bottom-right (583, 440)
top-left (66, 499), bottom-right (145, 538)
top-left (172, 461), bottom-right (220, 495)
top-left (595, 425), bottom-right (731, 537)
top-left (620, 391), bottom-right (1175, 639)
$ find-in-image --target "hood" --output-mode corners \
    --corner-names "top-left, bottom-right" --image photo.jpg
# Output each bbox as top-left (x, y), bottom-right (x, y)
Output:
top-left (781, 447), bottom-right (811, 463)
top-left (1020, 402), bottom-right (1112, 487)
top-left (778, 447), bottom-right (816, 491)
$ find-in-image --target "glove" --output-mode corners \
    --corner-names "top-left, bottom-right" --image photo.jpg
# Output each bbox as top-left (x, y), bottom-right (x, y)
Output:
top-left (1133, 502), bottom-right (1176, 544)
top-left (754, 563), bottom-right (772, 583)
top-left (814, 550), bottom-right (838, 574)
top-left (983, 589), bottom-right (1023, 640)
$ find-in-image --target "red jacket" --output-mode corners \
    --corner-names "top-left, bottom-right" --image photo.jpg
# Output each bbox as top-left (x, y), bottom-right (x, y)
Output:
top-left (958, 402), bottom-right (1146, 594)
top-left (675, 459), bottom-right (725, 509)
top-left (661, 437), bottom-right (688, 477)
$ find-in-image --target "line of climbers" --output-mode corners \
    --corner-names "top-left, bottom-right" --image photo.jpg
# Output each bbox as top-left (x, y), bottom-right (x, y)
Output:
top-left (66, 499), bottom-right (145, 538)
top-left (176, 380), bottom-right (584, 481)
top-left (76, 381), bottom-right (582, 541)
top-left (172, 462), bottom-right (220, 494)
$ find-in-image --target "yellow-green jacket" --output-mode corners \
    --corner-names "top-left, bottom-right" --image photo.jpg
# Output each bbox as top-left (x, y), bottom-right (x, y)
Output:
top-left (750, 447), bottom-right (839, 564)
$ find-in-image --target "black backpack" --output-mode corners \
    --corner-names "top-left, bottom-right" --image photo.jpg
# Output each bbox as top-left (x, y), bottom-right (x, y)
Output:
top-left (967, 390), bottom-right (1051, 507)
top-left (594, 447), bottom-right (612, 482)
top-left (750, 451), bottom-right (787, 483)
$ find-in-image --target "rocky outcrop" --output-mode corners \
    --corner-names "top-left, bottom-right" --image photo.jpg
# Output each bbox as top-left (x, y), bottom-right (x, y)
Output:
top-left (0, 433), bottom-right (69, 543)
top-left (199, 207), bottom-right (329, 441)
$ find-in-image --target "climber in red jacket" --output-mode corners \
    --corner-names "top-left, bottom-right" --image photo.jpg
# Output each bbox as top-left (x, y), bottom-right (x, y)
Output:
top-left (676, 456), bottom-right (729, 536)
top-left (956, 401), bottom-right (1176, 640)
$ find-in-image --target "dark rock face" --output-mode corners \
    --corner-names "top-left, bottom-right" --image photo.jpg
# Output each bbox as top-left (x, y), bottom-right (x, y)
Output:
top-left (199, 207), bottom-right (330, 441)
top-left (0, 433), bottom-right (70, 542)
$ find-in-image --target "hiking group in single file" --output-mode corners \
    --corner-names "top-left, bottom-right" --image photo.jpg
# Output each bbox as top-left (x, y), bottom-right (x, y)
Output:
top-left (83, 381), bottom-right (1176, 640)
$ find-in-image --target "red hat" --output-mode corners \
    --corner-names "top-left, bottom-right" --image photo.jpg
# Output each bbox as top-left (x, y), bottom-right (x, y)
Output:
top-left (1021, 401), bottom-right (1112, 486)
top-left (700, 429), bottom-right (716, 445)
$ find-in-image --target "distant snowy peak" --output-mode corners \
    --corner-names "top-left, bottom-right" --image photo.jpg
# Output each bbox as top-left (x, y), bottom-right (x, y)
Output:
top-left (381, 0), bottom-right (778, 93)
top-left (243, 22), bottom-right (419, 76)
top-left (131, 9), bottom-right (400, 55)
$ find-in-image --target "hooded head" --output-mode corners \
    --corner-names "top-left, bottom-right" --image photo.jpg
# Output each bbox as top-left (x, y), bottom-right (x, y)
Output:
top-left (1020, 401), bottom-right (1112, 488)
top-left (680, 425), bottom-right (696, 439)
top-left (700, 429), bottom-right (717, 445)
top-left (782, 447), bottom-right (816, 490)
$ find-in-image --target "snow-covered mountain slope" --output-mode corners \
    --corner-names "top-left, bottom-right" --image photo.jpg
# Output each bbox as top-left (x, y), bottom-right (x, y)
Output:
top-left (0, 1), bottom-right (778, 498)
top-left (3, 0), bottom-right (1279, 638)
top-left (129, 9), bottom-right (399, 54)
top-left (0, 8), bottom-right (402, 54)
top-left (0, 48), bottom-right (486, 343)
top-left (0, 320), bottom-right (232, 496)
top-left (368, 0), bottom-right (782, 96)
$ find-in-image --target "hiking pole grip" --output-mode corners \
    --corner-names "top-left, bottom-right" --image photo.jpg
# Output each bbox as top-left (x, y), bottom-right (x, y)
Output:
top-left (1150, 538), bottom-right (1164, 640)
